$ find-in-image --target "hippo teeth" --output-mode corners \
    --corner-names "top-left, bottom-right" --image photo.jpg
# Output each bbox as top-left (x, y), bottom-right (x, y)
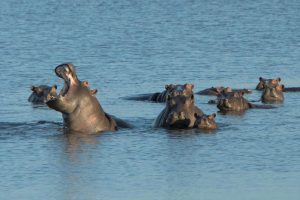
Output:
top-left (60, 79), bottom-right (70, 97)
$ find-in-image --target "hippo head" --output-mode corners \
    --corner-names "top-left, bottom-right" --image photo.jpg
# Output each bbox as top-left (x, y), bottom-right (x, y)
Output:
top-left (165, 83), bottom-right (194, 97)
top-left (217, 91), bottom-right (249, 112)
top-left (29, 85), bottom-right (57, 103)
top-left (261, 84), bottom-right (284, 103)
top-left (194, 113), bottom-right (217, 130)
top-left (165, 84), bottom-right (197, 128)
top-left (46, 63), bottom-right (92, 113)
top-left (256, 77), bottom-right (281, 90)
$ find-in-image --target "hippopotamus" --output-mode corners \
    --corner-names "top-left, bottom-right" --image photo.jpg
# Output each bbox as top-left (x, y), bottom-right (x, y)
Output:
top-left (122, 84), bottom-right (193, 103)
top-left (217, 91), bottom-right (274, 112)
top-left (194, 113), bottom-right (217, 130)
top-left (46, 63), bottom-right (125, 133)
top-left (256, 77), bottom-right (282, 90)
top-left (28, 85), bottom-right (58, 104)
top-left (256, 77), bottom-right (300, 92)
top-left (261, 84), bottom-right (284, 103)
top-left (196, 86), bottom-right (252, 96)
top-left (154, 84), bottom-right (204, 129)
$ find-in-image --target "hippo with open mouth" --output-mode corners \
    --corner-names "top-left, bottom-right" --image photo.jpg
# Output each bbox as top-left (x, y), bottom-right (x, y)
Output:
top-left (154, 84), bottom-right (204, 129)
top-left (46, 63), bottom-right (119, 133)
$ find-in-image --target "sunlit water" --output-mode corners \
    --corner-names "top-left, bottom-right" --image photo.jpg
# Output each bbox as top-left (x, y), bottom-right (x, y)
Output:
top-left (0, 0), bottom-right (299, 199)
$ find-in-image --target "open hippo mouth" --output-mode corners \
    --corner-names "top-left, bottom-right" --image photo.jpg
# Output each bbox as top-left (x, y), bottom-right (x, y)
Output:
top-left (55, 63), bottom-right (77, 97)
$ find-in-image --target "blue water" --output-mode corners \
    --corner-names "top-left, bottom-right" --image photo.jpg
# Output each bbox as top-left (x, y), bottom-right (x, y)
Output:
top-left (0, 0), bottom-right (300, 199)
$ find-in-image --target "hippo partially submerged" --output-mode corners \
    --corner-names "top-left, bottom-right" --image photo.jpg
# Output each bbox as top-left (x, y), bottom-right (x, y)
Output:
top-left (28, 85), bottom-right (57, 104)
top-left (217, 91), bottom-right (274, 112)
top-left (46, 63), bottom-right (126, 133)
top-left (261, 83), bottom-right (284, 103)
top-left (154, 84), bottom-right (205, 129)
top-left (194, 113), bottom-right (217, 130)
top-left (122, 84), bottom-right (193, 103)
top-left (256, 77), bottom-right (300, 92)
top-left (196, 87), bottom-right (252, 96)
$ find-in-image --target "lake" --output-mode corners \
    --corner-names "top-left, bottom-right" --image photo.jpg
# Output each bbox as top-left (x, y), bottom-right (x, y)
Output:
top-left (0, 0), bottom-right (299, 199)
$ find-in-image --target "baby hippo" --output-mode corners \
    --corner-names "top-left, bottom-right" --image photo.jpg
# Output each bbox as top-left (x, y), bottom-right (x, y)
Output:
top-left (154, 84), bottom-right (204, 129)
top-left (194, 113), bottom-right (217, 130)
top-left (28, 85), bottom-right (57, 104)
top-left (261, 84), bottom-right (284, 103)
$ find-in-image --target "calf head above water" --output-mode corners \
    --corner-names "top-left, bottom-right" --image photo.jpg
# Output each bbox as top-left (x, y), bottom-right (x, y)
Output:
top-left (194, 113), bottom-right (217, 130)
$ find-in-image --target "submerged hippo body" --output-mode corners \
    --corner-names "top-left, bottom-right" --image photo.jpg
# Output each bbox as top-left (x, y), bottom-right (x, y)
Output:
top-left (194, 113), bottom-right (217, 130)
top-left (123, 84), bottom-right (191, 103)
top-left (46, 63), bottom-right (119, 133)
top-left (154, 84), bottom-right (204, 129)
top-left (197, 87), bottom-right (252, 96)
top-left (28, 85), bottom-right (57, 104)
top-left (217, 91), bottom-right (274, 112)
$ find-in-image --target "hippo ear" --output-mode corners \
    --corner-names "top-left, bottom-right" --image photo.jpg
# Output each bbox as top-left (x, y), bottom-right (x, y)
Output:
top-left (184, 83), bottom-right (194, 91)
top-left (31, 86), bottom-right (40, 93)
top-left (31, 85), bottom-right (36, 92)
top-left (277, 77), bottom-right (281, 82)
top-left (82, 81), bottom-right (89, 87)
top-left (53, 85), bottom-right (57, 89)
top-left (208, 113), bottom-right (216, 119)
top-left (259, 77), bottom-right (263, 81)
top-left (165, 84), bottom-right (174, 91)
top-left (90, 89), bottom-right (98, 95)
top-left (277, 84), bottom-right (284, 91)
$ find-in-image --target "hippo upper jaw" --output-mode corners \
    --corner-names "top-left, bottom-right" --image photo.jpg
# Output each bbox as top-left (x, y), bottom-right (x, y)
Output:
top-left (55, 64), bottom-right (79, 97)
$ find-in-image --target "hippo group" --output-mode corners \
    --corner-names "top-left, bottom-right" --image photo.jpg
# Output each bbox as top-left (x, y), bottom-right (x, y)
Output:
top-left (29, 63), bottom-right (300, 134)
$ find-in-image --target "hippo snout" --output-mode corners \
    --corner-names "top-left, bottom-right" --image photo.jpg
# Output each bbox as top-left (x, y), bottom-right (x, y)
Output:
top-left (166, 112), bottom-right (185, 124)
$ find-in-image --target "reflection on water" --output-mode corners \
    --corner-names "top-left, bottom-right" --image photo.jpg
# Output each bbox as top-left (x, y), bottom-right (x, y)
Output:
top-left (0, 0), bottom-right (300, 199)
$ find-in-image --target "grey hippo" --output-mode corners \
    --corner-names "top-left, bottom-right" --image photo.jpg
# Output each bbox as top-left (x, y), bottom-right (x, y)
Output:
top-left (256, 77), bottom-right (300, 92)
top-left (122, 84), bottom-right (193, 103)
top-left (46, 63), bottom-right (129, 133)
top-left (217, 91), bottom-right (274, 113)
top-left (28, 85), bottom-right (57, 104)
top-left (194, 113), bottom-right (217, 130)
top-left (153, 84), bottom-right (205, 129)
top-left (196, 86), bottom-right (252, 96)
top-left (261, 82), bottom-right (284, 103)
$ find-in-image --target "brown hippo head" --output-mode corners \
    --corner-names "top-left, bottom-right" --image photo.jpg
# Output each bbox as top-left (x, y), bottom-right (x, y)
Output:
top-left (154, 84), bottom-right (204, 129)
top-left (194, 113), bottom-right (217, 130)
top-left (46, 63), bottom-right (117, 133)
top-left (28, 84), bottom-right (57, 103)
top-left (261, 84), bottom-right (284, 103)
top-left (217, 91), bottom-right (250, 112)
top-left (256, 77), bottom-right (281, 90)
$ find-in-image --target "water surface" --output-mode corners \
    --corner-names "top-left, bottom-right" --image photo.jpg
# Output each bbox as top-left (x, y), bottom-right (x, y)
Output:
top-left (0, 0), bottom-right (300, 199)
